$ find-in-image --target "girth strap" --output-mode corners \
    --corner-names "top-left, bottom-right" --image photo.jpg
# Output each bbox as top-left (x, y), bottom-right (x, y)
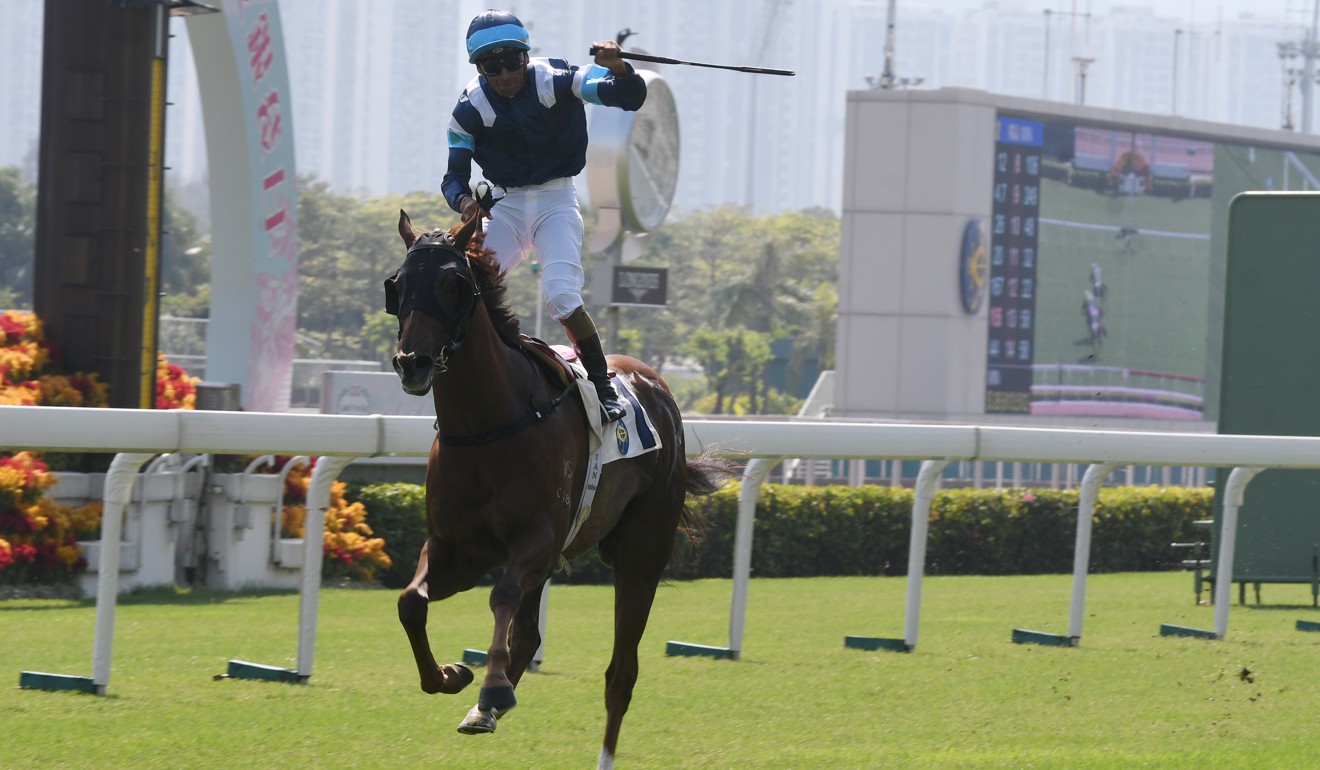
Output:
top-left (435, 381), bottom-right (577, 447)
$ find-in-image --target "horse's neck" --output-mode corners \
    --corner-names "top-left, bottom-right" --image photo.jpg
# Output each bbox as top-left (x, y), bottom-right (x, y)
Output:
top-left (431, 308), bottom-right (530, 431)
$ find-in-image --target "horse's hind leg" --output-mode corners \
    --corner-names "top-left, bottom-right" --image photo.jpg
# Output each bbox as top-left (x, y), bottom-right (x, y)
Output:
top-left (397, 536), bottom-right (479, 695)
top-left (596, 502), bottom-right (683, 769)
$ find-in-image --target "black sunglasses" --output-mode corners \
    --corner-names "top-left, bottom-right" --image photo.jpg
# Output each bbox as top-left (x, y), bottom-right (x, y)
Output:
top-left (476, 50), bottom-right (527, 77)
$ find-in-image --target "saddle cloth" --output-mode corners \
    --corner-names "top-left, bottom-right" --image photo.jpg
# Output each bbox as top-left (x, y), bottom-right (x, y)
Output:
top-left (517, 335), bottom-right (663, 553)
top-left (517, 335), bottom-right (662, 462)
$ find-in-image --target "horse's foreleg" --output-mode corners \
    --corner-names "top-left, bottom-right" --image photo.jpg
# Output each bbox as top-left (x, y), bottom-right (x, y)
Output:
top-left (397, 537), bottom-right (475, 695)
top-left (457, 558), bottom-right (554, 735)
top-left (475, 577), bottom-right (523, 711)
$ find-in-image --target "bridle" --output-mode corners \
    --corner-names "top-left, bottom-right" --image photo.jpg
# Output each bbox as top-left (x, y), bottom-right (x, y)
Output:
top-left (383, 233), bottom-right (481, 374)
top-left (384, 190), bottom-right (576, 447)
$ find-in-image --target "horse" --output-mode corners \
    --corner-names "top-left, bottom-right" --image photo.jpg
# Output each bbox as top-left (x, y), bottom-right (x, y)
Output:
top-left (386, 210), bottom-right (726, 769)
top-left (1075, 291), bottom-right (1107, 362)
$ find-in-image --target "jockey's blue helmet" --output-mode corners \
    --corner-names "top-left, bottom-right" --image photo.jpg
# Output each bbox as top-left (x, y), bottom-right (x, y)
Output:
top-left (466, 10), bottom-right (531, 63)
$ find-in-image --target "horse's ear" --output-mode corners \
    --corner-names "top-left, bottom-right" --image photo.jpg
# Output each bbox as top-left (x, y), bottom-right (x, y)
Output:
top-left (399, 209), bottom-right (417, 248)
top-left (451, 213), bottom-right (478, 253)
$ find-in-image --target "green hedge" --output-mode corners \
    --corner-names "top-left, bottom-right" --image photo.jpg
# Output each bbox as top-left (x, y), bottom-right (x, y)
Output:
top-left (349, 482), bottom-right (428, 589)
top-left (347, 482), bottom-right (1214, 586)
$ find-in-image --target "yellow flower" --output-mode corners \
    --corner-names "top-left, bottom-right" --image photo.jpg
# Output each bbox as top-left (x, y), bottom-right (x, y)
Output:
top-left (0, 466), bottom-right (26, 506)
top-left (0, 383), bottom-right (40, 405)
top-left (281, 503), bottom-right (307, 539)
top-left (66, 502), bottom-right (104, 540)
top-left (58, 544), bottom-right (82, 567)
top-left (38, 375), bottom-right (81, 406)
top-left (26, 502), bottom-right (49, 533)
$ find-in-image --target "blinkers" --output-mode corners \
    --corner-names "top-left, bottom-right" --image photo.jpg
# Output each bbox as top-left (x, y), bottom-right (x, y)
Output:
top-left (384, 233), bottom-right (482, 354)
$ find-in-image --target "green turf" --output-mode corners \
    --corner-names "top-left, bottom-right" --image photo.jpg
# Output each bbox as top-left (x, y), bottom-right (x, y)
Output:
top-left (6, 574), bottom-right (1320, 768)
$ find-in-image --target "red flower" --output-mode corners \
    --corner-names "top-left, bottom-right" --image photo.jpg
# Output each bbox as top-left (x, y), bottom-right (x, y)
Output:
top-left (0, 314), bottom-right (24, 340)
top-left (13, 543), bottom-right (37, 563)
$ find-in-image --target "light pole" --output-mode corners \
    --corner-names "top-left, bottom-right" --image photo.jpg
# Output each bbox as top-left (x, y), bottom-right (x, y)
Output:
top-left (1041, 5), bottom-right (1091, 102)
top-left (1172, 29), bottom-right (1181, 114)
top-left (1280, 41), bottom-right (1303, 131)
top-left (1307, 0), bottom-right (1319, 133)
top-left (868, 0), bottom-right (923, 90)
top-left (1043, 9), bottom-right (1051, 98)
top-left (1073, 57), bottom-right (1094, 105)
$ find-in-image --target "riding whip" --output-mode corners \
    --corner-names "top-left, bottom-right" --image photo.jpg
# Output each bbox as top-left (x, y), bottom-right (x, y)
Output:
top-left (588, 47), bottom-right (795, 76)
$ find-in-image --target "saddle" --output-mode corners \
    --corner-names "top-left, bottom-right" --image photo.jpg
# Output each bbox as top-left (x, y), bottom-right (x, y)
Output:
top-left (515, 334), bottom-right (660, 461)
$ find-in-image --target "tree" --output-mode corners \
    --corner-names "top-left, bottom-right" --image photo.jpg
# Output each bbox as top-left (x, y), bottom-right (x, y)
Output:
top-left (52, 177), bottom-right (841, 416)
top-left (615, 206), bottom-right (839, 414)
top-left (0, 167), bottom-right (36, 308)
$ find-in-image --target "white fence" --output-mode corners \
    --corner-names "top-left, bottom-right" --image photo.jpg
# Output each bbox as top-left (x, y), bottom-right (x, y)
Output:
top-left (6, 406), bottom-right (1320, 690)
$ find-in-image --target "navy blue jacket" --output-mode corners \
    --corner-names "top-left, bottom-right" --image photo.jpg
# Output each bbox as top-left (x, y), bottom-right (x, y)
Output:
top-left (442, 57), bottom-right (647, 211)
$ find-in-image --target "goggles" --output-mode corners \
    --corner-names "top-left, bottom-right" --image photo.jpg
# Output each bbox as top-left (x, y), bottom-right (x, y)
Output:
top-left (476, 50), bottom-right (527, 77)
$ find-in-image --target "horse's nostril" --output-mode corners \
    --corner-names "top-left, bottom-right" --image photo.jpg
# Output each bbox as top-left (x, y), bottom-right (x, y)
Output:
top-left (392, 353), bottom-right (432, 377)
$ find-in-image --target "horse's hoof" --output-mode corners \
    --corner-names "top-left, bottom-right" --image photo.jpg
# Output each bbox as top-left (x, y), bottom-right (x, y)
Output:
top-left (478, 684), bottom-right (517, 713)
top-left (456, 704), bottom-right (502, 735)
top-left (447, 663), bottom-right (475, 689)
top-left (422, 663), bottom-right (475, 695)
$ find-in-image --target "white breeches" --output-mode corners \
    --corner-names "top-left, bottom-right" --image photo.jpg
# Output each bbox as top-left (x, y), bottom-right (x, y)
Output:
top-left (482, 177), bottom-right (586, 321)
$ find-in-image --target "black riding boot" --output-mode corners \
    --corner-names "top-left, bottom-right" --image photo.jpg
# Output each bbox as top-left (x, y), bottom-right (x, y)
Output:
top-left (575, 332), bottom-right (626, 423)
top-left (561, 307), bottom-right (626, 423)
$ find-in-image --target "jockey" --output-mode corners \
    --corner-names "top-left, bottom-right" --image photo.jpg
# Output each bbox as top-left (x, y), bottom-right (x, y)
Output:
top-left (442, 9), bottom-right (648, 424)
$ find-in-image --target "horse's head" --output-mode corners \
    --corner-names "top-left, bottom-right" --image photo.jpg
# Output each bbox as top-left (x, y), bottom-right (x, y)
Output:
top-left (384, 210), bottom-right (481, 395)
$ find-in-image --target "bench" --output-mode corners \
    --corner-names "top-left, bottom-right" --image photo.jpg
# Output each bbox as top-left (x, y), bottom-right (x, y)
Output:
top-left (1174, 521), bottom-right (1319, 606)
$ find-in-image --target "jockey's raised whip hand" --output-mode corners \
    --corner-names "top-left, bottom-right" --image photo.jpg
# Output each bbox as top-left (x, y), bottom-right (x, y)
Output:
top-left (591, 40), bottom-right (631, 76)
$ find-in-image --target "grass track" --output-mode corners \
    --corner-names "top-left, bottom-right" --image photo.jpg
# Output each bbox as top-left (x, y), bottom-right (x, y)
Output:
top-left (6, 573), bottom-right (1320, 768)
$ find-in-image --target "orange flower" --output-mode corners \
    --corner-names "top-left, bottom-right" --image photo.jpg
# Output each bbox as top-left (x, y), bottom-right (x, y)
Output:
top-left (155, 352), bottom-right (199, 410)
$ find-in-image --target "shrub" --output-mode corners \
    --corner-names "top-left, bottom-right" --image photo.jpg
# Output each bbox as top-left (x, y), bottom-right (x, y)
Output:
top-left (343, 481), bottom-right (1210, 584)
top-left (0, 308), bottom-right (205, 585)
top-left (0, 452), bottom-right (87, 585)
top-left (350, 482), bottom-right (427, 589)
top-left (279, 458), bottom-right (391, 582)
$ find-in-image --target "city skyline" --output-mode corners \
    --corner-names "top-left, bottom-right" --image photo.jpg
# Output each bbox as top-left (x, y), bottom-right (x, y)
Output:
top-left (2, 1), bottom-right (1318, 217)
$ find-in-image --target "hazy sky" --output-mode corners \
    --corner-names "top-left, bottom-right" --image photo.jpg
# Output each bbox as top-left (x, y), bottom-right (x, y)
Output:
top-left (926, 0), bottom-right (1314, 25)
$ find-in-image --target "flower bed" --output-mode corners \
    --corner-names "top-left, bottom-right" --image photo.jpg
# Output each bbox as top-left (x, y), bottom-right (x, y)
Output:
top-left (0, 310), bottom-right (188, 587)
top-left (0, 452), bottom-right (92, 585)
top-left (278, 458), bottom-right (391, 582)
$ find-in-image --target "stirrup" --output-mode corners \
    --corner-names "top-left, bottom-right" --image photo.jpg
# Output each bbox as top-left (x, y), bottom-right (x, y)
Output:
top-left (599, 397), bottom-right (626, 423)
top-left (595, 382), bottom-right (626, 423)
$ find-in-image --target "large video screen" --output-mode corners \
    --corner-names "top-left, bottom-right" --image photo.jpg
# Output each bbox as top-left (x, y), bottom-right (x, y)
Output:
top-left (985, 113), bottom-right (1320, 420)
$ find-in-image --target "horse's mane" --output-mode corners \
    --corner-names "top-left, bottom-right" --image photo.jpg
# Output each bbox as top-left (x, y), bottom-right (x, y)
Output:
top-left (435, 224), bottom-right (522, 343)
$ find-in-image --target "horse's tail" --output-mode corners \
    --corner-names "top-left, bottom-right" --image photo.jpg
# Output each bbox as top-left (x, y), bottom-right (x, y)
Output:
top-left (685, 451), bottom-right (732, 499)
top-left (669, 450), bottom-right (736, 577)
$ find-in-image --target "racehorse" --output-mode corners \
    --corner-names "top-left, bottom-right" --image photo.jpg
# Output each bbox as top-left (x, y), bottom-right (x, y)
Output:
top-left (1076, 290), bottom-right (1107, 362)
top-left (386, 210), bottom-right (726, 769)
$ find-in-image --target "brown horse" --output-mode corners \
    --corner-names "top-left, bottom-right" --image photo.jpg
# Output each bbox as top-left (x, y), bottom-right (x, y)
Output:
top-left (387, 210), bottom-right (725, 769)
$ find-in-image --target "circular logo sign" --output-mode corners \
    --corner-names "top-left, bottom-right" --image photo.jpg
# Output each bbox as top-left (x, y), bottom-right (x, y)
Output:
top-left (958, 219), bottom-right (987, 315)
